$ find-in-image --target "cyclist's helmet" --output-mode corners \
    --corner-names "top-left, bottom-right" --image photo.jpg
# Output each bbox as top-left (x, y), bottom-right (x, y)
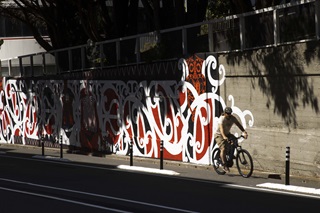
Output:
top-left (224, 107), bottom-right (232, 115)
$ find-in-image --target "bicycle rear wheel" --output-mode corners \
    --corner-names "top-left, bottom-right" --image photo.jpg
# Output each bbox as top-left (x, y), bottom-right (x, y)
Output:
top-left (236, 149), bottom-right (253, 178)
top-left (212, 148), bottom-right (226, 175)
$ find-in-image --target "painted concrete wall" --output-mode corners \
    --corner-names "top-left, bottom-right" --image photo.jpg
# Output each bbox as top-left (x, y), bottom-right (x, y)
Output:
top-left (0, 54), bottom-right (254, 165)
top-left (1, 41), bottom-right (320, 179)
top-left (218, 41), bottom-right (320, 178)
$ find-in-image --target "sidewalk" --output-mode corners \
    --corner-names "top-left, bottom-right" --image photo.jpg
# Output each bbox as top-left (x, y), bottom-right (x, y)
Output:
top-left (1, 143), bottom-right (319, 197)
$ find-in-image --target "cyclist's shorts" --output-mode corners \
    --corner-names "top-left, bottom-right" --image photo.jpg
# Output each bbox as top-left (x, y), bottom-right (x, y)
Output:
top-left (214, 134), bottom-right (231, 151)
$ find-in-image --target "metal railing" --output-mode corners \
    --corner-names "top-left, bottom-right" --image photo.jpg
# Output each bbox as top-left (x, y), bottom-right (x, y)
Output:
top-left (1, 0), bottom-right (319, 78)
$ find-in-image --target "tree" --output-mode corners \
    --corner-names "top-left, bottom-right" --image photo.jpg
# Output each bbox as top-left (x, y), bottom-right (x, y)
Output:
top-left (112, 0), bottom-right (139, 37)
top-left (140, 0), bottom-right (209, 31)
top-left (0, 0), bottom-right (119, 51)
top-left (0, 0), bottom-right (287, 53)
top-left (0, 0), bottom-right (81, 51)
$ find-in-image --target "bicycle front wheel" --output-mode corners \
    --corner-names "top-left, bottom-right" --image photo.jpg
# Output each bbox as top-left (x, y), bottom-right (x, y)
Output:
top-left (212, 148), bottom-right (226, 175)
top-left (236, 149), bottom-right (253, 178)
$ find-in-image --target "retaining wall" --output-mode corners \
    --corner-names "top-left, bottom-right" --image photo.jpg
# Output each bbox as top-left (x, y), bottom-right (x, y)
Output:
top-left (0, 41), bottom-right (319, 178)
top-left (218, 41), bottom-right (320, 178)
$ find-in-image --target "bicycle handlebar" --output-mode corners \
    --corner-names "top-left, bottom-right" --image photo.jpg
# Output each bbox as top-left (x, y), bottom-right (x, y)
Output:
top-left (228, 135), bottom-right (244, 140)
top-left (227, 135), bottom-right (245, 145)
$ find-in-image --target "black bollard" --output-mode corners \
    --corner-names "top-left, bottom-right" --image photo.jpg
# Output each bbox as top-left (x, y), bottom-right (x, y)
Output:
top-left (285, 146), bottom-right (290, 185)
top-left (130, 139), bottom-right (133, 166)
top-left (160, 140), bottom-right (164, 170)
top-left (60, 135), bottom-right (63, 159)
top-left (41, 135), bottom-right (45, 156)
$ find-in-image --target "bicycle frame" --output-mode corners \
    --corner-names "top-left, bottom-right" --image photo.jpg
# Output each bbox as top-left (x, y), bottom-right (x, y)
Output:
top-left (212, 135), bottom-right (244, 162)
top-left (212, 134), bottom-right (253, 178)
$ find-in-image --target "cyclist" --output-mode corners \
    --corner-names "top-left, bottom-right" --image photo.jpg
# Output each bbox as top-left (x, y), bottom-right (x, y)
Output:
top-left (214, 107), bottom-right (248, 172)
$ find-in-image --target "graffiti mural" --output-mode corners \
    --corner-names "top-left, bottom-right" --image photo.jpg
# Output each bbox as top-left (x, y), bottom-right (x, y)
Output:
top-left (0, 55), bottom-right (254, 164)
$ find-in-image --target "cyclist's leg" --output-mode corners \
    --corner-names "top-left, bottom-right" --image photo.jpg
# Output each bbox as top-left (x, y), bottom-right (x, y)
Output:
top-left (220, 146), bottom-right (227, 165)
top-left (220, 147), bottom-right (230, 172)
top-left (215, 135), bottom-right (228, 170)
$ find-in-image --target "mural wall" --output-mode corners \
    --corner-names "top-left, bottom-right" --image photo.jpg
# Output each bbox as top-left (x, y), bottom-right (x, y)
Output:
top-left (0, 55), bottom-right (254, 164)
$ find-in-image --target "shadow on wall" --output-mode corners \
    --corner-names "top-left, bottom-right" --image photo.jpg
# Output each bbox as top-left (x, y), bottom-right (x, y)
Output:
top-left (226, 44), bottom-right (319, 129)
top-left (304, 40), bottom-right (320, 65)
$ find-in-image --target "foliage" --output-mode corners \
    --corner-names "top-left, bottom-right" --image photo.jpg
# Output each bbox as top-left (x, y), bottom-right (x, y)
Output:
top-left (0, 0), bottom-right (288, 53)
top-left (207, 0), bottom-right (232, 19)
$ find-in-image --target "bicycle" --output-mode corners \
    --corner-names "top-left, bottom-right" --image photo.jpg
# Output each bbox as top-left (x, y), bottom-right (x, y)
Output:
top-left (212, 135), bottom-right (253, 178)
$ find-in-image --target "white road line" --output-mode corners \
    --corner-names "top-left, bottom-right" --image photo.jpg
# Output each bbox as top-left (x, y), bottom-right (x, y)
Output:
top-left (0, 186), bottom-right (131, 213)
top-left (32, 155), bottom-right (70, 162)
top-left (225, 183), bottom-right (320, 199)
top-left (0, 178), bottom-right (197, 213)
top-left (117, 165), bottom-right (180, 175)
top-left (257, 182), bottom-right (320, 196)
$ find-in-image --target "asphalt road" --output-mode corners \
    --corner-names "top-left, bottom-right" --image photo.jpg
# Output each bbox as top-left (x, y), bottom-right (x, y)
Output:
top-left (0, 145), bottom-right (320, 212)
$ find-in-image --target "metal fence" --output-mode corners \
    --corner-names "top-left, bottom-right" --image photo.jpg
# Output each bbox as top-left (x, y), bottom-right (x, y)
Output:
top-left (1, 0), bottom-right (319, 78)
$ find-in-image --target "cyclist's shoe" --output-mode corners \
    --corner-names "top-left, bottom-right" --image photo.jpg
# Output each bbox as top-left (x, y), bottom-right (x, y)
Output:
top-left (214, 160), bottom-right (220, 167)
top-left (223, 166), bottom-right (230, 173)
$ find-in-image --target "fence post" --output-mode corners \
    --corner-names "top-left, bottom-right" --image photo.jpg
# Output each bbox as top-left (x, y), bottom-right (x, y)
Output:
top-left (182, 28), bottom-right (188, 56)
top-left (285, 146), bottom-right (290, 185)
top-left (315, 0), bottom-right (320, 40)
top-left (273, 9), bottom-right (279, 46)
top-left (208, 23), bottom-right (214, 52)
top-left (239, 16), bottom-right (246, 51)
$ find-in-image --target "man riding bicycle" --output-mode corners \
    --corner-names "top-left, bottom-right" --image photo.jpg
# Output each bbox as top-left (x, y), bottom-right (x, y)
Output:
top-left (214, 107), bottom-right (248, 172)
